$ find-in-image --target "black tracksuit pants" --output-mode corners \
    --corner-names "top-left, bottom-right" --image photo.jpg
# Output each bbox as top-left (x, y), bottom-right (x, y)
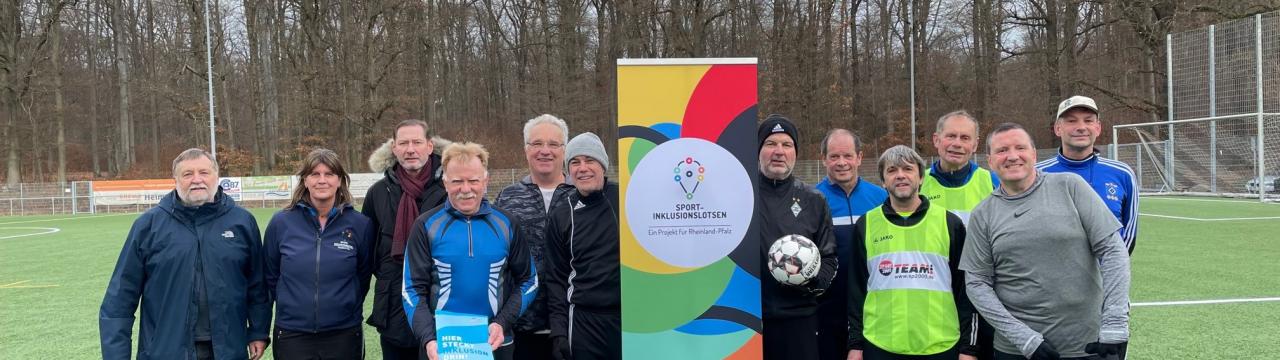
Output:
top-left (513, 330), bottom-right (553, 360)
top-left (816, 298), bottom-right (848, 360)
top-left (764, 314), bottom-right (820, 360)
top-left (273, 325), bottom-right (363, 360)
top-left (569, 308), bottom-right (620, 360)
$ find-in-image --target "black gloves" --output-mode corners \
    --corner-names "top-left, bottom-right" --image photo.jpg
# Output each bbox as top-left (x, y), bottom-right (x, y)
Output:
top-left (1029, 340), bottom-right (1060, 360)
top-left (1086, 342), bottom-right (1126, 359)
top-left (552, 336), bottom-right (571, 360)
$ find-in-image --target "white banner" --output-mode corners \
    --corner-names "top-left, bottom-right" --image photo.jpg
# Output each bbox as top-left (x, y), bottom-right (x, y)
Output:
top-left (350, 173), bottom-right (385, 198)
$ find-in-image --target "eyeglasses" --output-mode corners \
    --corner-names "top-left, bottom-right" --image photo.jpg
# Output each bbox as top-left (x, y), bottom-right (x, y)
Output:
top-left (526, 141), bottom-right (564, 150)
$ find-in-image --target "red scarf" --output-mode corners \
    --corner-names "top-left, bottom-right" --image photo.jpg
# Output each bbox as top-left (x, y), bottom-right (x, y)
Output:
top-left (392, 160), bottom-right (431, 261)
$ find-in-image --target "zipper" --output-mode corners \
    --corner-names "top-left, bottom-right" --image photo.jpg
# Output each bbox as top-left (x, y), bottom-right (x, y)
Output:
top-left (314, 228), bottom-right (321, 332)
top-left (189, 224), bottom-right (202, 352)
top-left (466, 218), bottom-right (474, 257)
top-left (845, 189), bottom-right (856, 226)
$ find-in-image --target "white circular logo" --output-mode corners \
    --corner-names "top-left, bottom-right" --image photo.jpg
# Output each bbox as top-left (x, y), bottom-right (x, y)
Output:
top-left (625, 138), bottom-right (754, 268)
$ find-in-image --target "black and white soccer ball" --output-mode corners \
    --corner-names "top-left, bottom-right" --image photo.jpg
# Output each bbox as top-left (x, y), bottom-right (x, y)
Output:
top-left (767, 234), bottom-right (820, 286)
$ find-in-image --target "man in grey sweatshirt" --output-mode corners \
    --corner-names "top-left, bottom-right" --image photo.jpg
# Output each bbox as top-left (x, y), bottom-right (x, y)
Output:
top-left (959, 123), bottom-right (1130, 360)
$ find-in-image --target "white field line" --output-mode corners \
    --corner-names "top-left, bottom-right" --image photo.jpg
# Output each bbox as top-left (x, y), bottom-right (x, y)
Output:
top-left (1133, 297), bottom-right (1280, 307)
top-left (1142, 196), bottom-right (1280, 204)
top-left (1139, 213), bottom-right (1280, 221)
top-left (0, 213), bottom-right (132, 225)
top-left (0, 227), bottom-right (61, 240)
top-left (0, 280), bottom-right (59, 289)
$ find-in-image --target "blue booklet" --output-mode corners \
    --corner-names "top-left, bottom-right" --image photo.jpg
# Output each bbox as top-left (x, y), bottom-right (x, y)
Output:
top-left (435, 311), bottom-right (494, 360)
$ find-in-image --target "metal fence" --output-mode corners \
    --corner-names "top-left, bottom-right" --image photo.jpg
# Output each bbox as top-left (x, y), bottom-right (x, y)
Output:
top-left (0, 149), bottom-right (1075, 216)
top-left (1111, 12), bottom-right (1280, 201)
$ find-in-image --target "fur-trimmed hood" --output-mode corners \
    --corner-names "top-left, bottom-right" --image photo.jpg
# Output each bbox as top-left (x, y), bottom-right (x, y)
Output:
top-left (367, 137), bottom-right (454, 173)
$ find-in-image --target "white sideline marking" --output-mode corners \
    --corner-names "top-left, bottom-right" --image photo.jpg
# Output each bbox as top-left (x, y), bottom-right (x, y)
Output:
top-left (0, 227), bottom-right (61, 240)
top-left (0, 280), bottom-right (59, 289)
top-left (1140, 213), bottom-right (1280, 221)
top-left (1133, 297), bottom-right (1280, 307)
top-left (0, 213), bottom-right (131, 225)
top-left (1143, 197), bottom-right (1280, 204)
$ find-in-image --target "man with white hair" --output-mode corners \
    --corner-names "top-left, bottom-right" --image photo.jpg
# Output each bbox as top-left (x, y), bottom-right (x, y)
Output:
top-left (100, 148), bottom-right (270, 360)
top-left (919, 110), bottom-right (999, 359)
top-left (403, 142), bottom-right (537, 360)
top-left (493, 114), bottom-right (576, 358)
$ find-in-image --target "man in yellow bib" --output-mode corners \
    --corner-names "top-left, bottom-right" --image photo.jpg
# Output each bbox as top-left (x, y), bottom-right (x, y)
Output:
top-left (918, 110), bottom-right (997, 359)
top-left (847, 145), bottom-right (978, 360)
top-left (920, 110), bottom-right (999, 226)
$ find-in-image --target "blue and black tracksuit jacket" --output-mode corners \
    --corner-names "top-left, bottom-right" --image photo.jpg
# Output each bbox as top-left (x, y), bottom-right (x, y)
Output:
top-left (402, 199), bottom-right (537, 347)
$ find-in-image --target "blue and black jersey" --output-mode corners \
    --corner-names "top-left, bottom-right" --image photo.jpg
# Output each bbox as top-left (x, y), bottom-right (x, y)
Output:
top-left (1037, 150), bottom-right (1139, 254)
top-left (401, 199), bottom-right (537, 347)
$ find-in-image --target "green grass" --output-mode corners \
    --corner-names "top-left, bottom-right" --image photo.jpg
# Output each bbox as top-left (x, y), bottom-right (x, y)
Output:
top-left (0, 209), bottom-right (380, 360)
top-left (1128, 197), bottom-right (1280, 359)
top-left (2, 198), bottom-right (1279, 359)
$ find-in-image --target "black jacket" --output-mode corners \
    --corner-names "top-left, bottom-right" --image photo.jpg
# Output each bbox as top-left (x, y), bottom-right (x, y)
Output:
top-left (754, 173), bottom-right (838, 319)
top-left (846, 196), bottom-right (977, 355)
top-left (545, 181), bottom-right (620, 341)
top-left (360, 154), bottom-right (447, 347)
top-left (493, 175), bottom-right (575, 332)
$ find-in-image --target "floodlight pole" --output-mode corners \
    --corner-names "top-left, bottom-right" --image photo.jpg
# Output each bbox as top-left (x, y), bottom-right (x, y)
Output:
top-left (908, 0), bottom-right (917, 150)
top-left (204, 0), bottom-right (217, 160)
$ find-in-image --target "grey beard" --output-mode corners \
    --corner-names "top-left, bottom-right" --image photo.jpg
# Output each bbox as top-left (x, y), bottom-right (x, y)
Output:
top-left (179, 192), bottom-right (211, 207)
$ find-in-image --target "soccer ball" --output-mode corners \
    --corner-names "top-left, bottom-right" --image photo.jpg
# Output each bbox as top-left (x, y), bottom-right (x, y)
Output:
top-left (767, 234), bottom-right (821, 286)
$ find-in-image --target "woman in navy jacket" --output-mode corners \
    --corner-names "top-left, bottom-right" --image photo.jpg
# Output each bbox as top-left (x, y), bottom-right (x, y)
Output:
top-left (264, 148), bottom-right (376, 359)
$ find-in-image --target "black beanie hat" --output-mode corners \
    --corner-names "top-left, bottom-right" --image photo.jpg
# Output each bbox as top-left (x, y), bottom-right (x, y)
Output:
top-left (758, 114), bottom-right (799, 150)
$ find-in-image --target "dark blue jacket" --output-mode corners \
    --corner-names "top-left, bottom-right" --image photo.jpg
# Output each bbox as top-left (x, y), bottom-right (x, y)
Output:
top-left (264, 202), bottom-right (376, 333)
top-left (100, 189), bottom-right (271, 360)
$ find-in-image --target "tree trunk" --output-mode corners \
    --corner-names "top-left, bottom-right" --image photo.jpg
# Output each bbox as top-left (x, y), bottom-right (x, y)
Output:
top-left (146, 0), bottom-right (159, 170)
top-left (112, 0), bottom-right (134, 175)
top-left (88, 0), bottom-right (101, 177)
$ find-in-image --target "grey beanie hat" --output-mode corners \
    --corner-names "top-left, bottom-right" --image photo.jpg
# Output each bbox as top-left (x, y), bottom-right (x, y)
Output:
top-left (565, 132), bottom-right (610, 172)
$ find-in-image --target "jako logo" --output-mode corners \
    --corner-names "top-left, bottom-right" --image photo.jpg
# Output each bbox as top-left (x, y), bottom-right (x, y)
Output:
top-left (873, 234), bottom-right (894, 243)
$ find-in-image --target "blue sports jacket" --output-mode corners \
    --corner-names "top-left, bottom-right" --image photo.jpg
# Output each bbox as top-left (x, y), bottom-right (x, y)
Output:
top-left (264, 202), bottom-right (376, 333)
top-left (1037, 150), bottom-right (1139, 253)
top-left (402, 199), bottom-right (537, 347)
top-left (815, 177), bottom-right (889, 304)
top-left (100, 189), bottom-right (271, 360)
